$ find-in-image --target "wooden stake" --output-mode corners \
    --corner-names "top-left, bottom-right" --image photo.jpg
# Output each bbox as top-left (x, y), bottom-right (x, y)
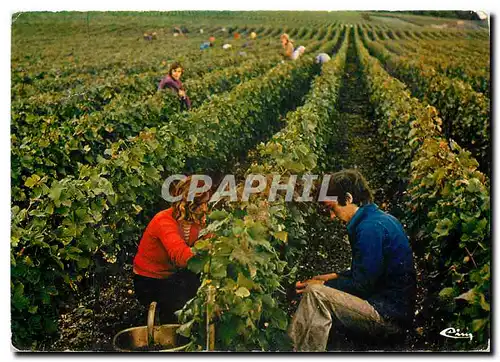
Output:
top-left (206, 286), bottom-right (215, 351)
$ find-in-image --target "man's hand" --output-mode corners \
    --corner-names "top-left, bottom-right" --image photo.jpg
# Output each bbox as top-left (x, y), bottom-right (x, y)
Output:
top-left (295, 279), bottom-right (324, 294)
top-left (312, 272), bottom-right (338, 282)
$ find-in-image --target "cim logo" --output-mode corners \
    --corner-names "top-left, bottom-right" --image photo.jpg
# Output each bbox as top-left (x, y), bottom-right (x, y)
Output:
top-left (440, 327), bottom-right (473, 341)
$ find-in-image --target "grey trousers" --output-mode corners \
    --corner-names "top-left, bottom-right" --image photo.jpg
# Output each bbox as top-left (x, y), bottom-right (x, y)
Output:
top-left (288, 284), bottom-right (401, 351)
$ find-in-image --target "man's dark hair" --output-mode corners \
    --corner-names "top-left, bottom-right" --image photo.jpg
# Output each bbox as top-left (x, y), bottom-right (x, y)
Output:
top-left (326, 169), bottom-right (373, 206)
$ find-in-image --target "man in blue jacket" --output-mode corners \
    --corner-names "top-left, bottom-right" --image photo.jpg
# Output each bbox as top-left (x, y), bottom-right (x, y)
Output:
top-left (288, 169), bottom-right (416, 351)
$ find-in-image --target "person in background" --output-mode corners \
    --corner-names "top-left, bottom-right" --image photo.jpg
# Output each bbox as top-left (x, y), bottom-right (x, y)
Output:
top-left (280, 33), bottom-right (294, 60)
top-left (209, 36), bottom-right (216, 46)
top-left (158, 62), bottom-right (191, 110)
top-left (234, 32), bottom-right (240, 40)
top-left (243, 32), bottom-right (257, 49)
top-left (315, 53), bottom-right (331, 64)
top-left (288, 169), bottom-right (416, 351)
top-left (222, 43), bottom-right (232, 50)
top-left (291, 45), bottom-right (306, 60)
top-left (173, 27), bottom-right (183, 36)
top-left (133, 176), bottom-right (211, 323)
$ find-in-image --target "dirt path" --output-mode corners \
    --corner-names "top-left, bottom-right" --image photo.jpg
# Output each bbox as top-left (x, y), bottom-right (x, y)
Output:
top-left (335, 31), bottom-right (385, 194)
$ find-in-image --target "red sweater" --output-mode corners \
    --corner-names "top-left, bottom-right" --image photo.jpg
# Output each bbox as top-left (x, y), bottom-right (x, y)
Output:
top-left (133, 208), bottom-right (201, 279)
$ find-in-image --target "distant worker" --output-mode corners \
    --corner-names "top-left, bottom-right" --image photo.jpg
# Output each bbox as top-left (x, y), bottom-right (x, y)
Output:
top-left (200, 28), bottom-right (204, 34)
top-left (173, 27), bottom-right (183, 36)
top-left (242, 32), bottom-right (257, 49)
top-left (280, 33), bottom-right (294, 60)
top-left (206, 36), bottom-right (215, 48)
top-left (315, 53), bottom-right (331, 64)
top-left (200, 42), bottom-right (211, 50)
top-left (222, 43), bottom-right (232, 50)
top-left (158, 62), bottom-right (191, 110)
top-left (291, 45), bottom-right (306, 60)
top-left (234, 32), bottom-right (240, 40)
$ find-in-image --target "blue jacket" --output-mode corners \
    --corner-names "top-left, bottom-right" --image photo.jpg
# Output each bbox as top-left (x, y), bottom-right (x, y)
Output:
top-left (325, 204), bottom-right (416, 327)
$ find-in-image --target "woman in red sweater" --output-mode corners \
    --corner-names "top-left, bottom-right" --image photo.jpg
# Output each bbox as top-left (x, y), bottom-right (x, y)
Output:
top-left (133, 177), bottom-right (210, 323)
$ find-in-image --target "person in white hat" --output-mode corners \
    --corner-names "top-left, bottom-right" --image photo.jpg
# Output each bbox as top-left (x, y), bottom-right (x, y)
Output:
top-left (291, 45), bottom-right (306, 60)
top-left (315, 53), bottom-right (331, 64)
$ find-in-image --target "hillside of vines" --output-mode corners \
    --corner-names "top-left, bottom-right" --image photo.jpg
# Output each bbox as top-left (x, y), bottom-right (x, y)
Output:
top-left (10, 11), bottom-right (490, 352)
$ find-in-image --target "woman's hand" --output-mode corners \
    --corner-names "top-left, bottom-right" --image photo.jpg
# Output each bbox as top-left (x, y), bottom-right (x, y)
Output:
top-left (295, 279), bottom-right (324, 294)
top-left (178, 89), bottom-right (186, 98)
top-left (312, 272), bottom-right (338, 282)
